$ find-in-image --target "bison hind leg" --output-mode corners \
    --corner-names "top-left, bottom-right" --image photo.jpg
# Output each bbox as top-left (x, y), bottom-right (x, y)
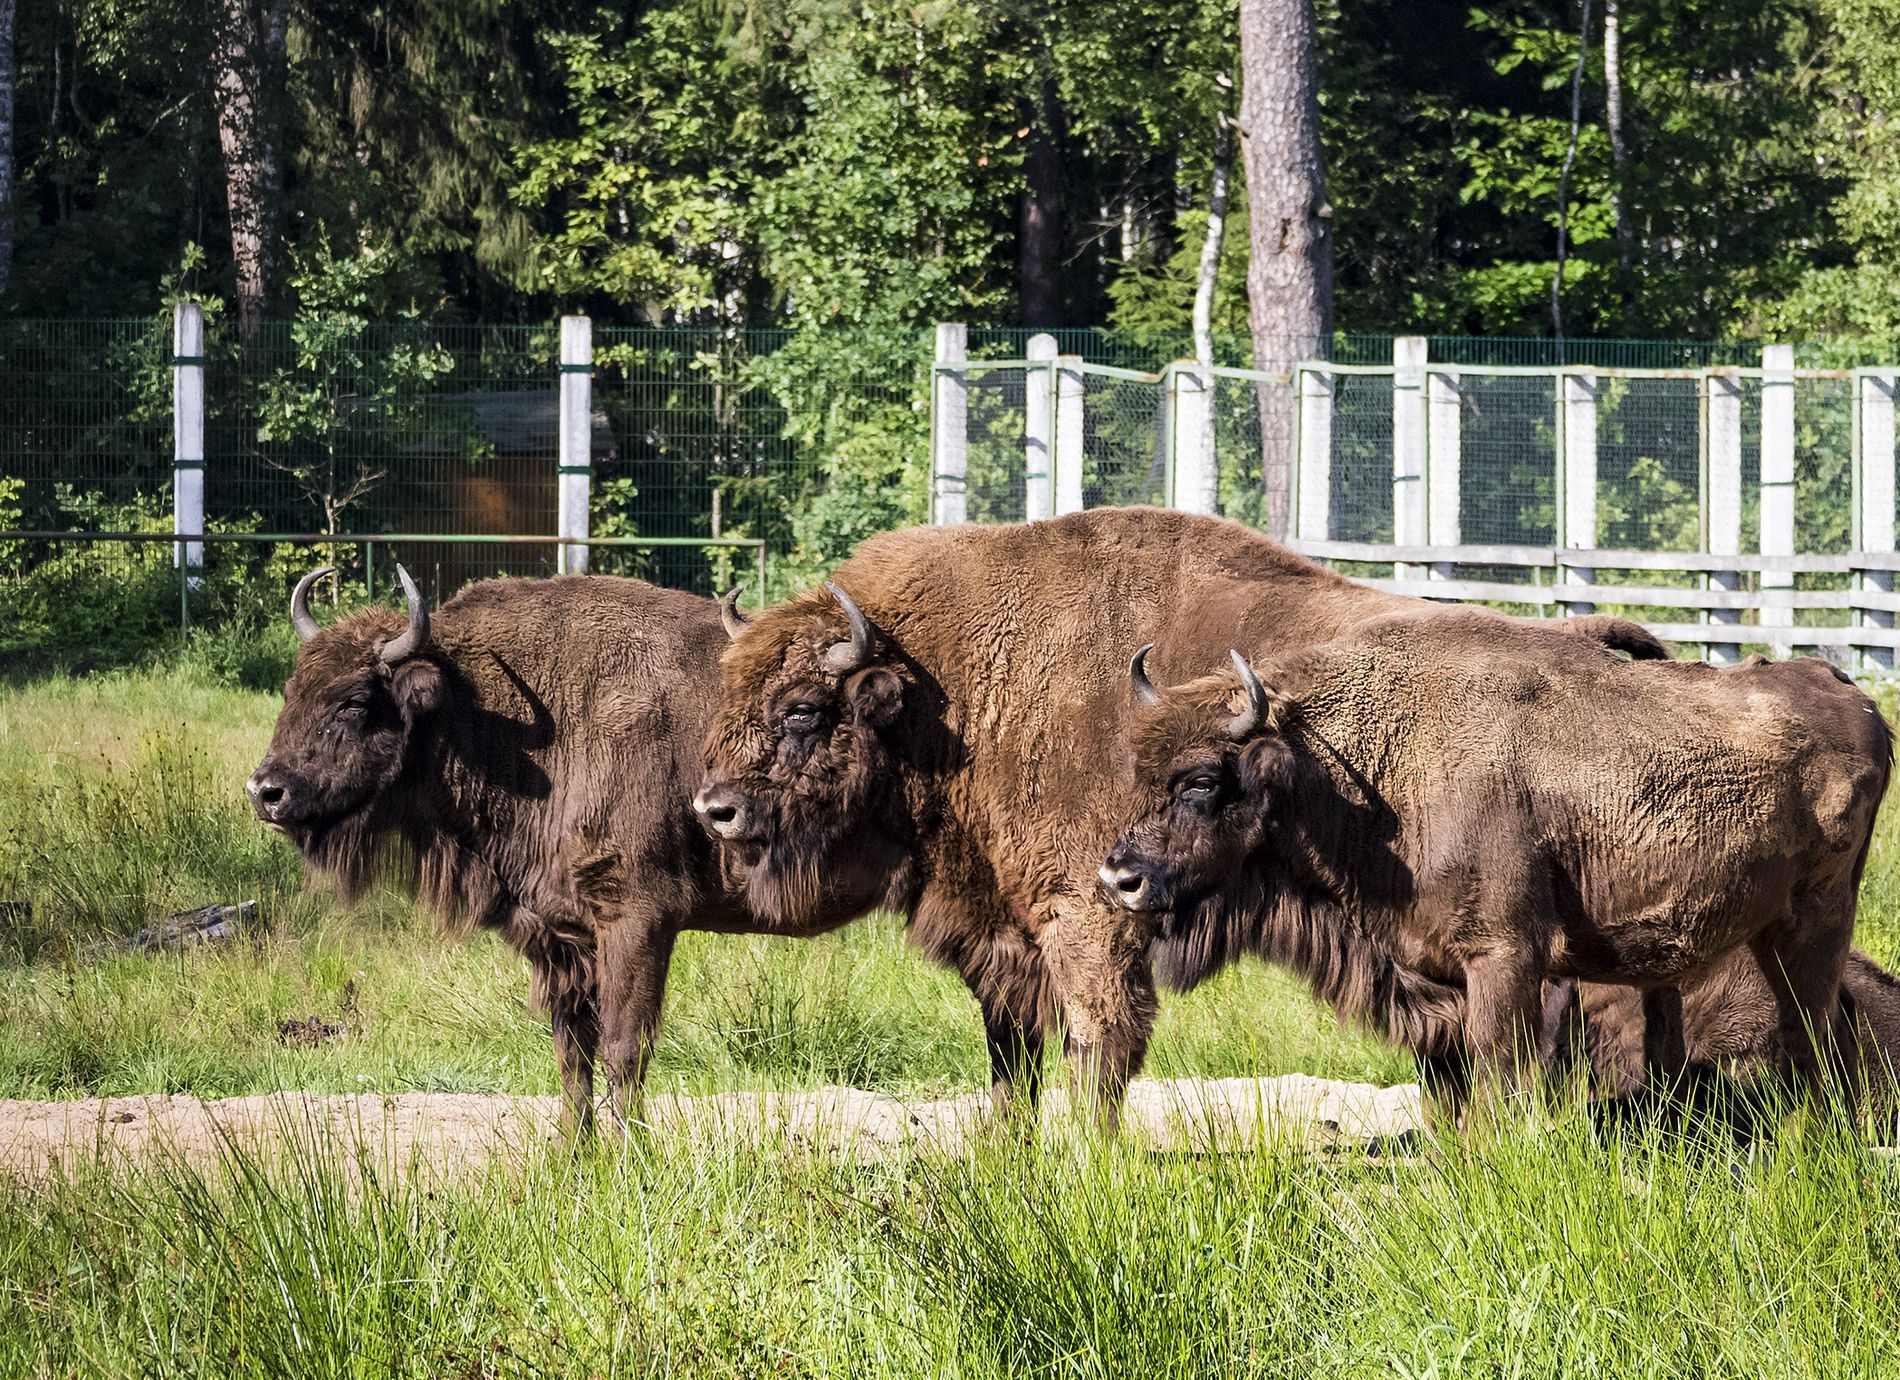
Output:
top-left (1750, 906), bottom-right (1855, 1120)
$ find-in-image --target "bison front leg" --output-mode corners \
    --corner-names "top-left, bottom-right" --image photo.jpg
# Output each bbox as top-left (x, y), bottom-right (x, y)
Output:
top-left (1461, 948), bottom-right (1545, 1116)
top-left (984, 1001), bottom-right (1047, 1122)
top-left (595, 915), bottom-right (680, 1128)
top-left (1047, 901), bottom-right (1159, 1132)
top-left (549, 991), bottom-right (601, 1141)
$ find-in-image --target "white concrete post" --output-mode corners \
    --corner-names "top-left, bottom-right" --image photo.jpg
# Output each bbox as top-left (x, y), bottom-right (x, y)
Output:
top-left (557, 315), bottom-right (593, 575)
top-left (1705, 370), bottom-right (1744, 665)
top-left (1560, 371), bottom-right (1599, 616)
top-left (1427, 367), bottom-right (1462, 580)
top-left (1170, 364), bottom-right (1218, 515)
top-left (1859, 371), bottom-right (1897, 671)
top-left (1055, 355), bottom-right (1086, 515)
top-left (1760, 344), bottom-right (1796, 629)
top-left (1296, 366), bottom-right (1333, 541)
top-left (1024, 334), bottom-right (1057, 522)
top-left (1392, 338), bottom-right (1428, 575)
top-left (932, 323), bottom-right (968, 524)
top-left (171, 303), bottom-right (205, 585)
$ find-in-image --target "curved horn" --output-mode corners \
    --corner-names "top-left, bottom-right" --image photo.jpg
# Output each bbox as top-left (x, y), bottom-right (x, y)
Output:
top-left (290, 566), bottom-right (337, 642)
top-left (1226, 649), bottom-right (1272, 739)
top-left (718, 587), bottom-right (750, 640)
top-left (1128, 644), bottom-right (1161, 707)
top-left (822, 581), bottom-right (873, 674)
top-left (379, 563), bottom-right (431, 665)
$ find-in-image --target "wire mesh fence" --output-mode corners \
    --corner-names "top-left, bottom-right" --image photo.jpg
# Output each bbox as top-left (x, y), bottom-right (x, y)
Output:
top-left (204, 320), bottom-right (562, 588)
top-left (7, 317), bottom-right (1900, 668)
top-left (962, 365), bottom-right (1032, 525)
top-left (1080, 369), bottom-right (1167, 510)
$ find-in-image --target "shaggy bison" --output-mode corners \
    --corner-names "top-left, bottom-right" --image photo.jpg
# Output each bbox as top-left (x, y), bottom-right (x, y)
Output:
top-left (1545, 952), bottom-right (1900, 1128)
top-left (1101, 615), bottom-right (1892, 1108)
top-left (248, 566), bottom-right (847, 1134)
top-left (696, 507), bottom-right (1670, 1119)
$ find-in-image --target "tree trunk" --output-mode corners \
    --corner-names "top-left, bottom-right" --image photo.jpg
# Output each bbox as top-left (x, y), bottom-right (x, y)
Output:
top-left (0, 0), bottom-right (15, 300)
top-left (1603, 0), bottom-right (1636, 311)
top-left (1238, 0), bottom-right (1332, 540)
top-left (1192, 114), bottom-right (1234, 370)
top-left (210, 0), bottom-right (288, 338)
top-left (1019, 83), bottom-right (1066, 329)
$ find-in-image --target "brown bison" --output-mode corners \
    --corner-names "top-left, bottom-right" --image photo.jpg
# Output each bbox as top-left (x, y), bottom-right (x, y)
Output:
top-left (1542, 952), bottom-right (1900, 1129)
top-left (247, 565), bottom-right (846, 1134)
top-left (696, 507), bottom-right (1672, 1119)
top-left (1101, 612), bottom-right (1892, 1109)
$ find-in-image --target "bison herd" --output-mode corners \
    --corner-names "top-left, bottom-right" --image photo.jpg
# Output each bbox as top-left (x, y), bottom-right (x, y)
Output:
top-left (246, 507), bottom-right (1899, 1137)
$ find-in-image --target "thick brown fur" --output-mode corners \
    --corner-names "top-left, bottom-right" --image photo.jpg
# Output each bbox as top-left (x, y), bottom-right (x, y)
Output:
top-left (700, 507), bottom-right (1672, 1119)
top-left (1541, 950), bottom-right (1900, 1133)
top-left (250, 576), bottom-right (834, 1134)
top-left (1110, 607), bottom-right (1893, 1112)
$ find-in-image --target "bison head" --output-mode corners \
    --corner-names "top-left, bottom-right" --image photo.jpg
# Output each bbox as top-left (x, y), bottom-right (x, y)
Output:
top-left (695, 581), bottom-right (917, 928)
top-left (247, 564), bottom-right (445, 879)
top-left (1099, 645), bottom-right (1293, 917)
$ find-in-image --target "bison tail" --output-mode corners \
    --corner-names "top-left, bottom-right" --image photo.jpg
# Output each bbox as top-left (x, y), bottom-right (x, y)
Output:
top-left (1561, 615), bottom-right (1672, 661)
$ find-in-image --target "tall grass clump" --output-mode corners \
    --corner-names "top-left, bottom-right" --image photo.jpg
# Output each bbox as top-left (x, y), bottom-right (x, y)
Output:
top-left (891, 1104), bottom-right (1900, 1377)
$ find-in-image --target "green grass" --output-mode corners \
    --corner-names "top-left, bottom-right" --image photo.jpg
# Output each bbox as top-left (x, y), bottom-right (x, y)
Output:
top-left (5, 661), bottom-right (1900, 1376)
top-left (1, 1110), bottom-right (1896, 1377)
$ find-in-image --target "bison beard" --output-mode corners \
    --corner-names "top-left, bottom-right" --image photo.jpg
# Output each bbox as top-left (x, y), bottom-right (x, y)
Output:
top-left (251, 569), bottom-right (870, 1136)
top-left (700, 507), bottom-right (1683, 1124)
top-left (1109, 611), bottom-right (1893, 1117)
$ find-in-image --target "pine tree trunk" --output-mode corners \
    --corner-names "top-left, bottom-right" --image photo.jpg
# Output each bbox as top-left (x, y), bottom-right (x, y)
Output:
top-left (1238, 0), bottom-right (1332, 540)
top-left (0, 0), bottom-right (16, 301)
top-left (1603, 0), bottom-right (1636, 308)
top-left (1019, 83), bottom-right (1066, 329)
top-left (211, 0), bottom-right (288, 338)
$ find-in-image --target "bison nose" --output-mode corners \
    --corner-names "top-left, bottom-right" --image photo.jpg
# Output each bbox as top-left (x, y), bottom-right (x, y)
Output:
top-left (692, 785), bottom-right (750, 841)
top-left (247, 770), bottom-right (290, 823)
top-left (1098, 862), bottom-right (1154, 912)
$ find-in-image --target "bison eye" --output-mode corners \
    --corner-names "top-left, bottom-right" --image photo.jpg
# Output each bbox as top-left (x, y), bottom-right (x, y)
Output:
top-left (780, 703), bottom-right (825, 734)
top-left (1178, 774), bottom-right (1221, 806)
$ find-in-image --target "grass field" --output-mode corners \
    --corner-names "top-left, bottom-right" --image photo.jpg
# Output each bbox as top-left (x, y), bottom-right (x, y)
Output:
top-left (4, 661), bottom-right (1900, 1376)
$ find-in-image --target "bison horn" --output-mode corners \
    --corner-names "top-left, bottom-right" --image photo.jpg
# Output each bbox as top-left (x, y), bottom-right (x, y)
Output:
top-left (1129, 644), bottom-right (1161, 707)
top-left (379, 563), bottom-right (431, 664)
top-left (719, 587), bottom-right (750, 639)
top-left (290, 566), bottom-right (337, 643)
top-left (1226, 650), bottom-right (1272, 739)
top-left (822, 581), bottom-right (873, 674)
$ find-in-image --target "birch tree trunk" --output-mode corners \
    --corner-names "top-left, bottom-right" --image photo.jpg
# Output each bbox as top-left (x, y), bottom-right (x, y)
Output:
top-left (211, 0), bottom-right (288, 338)
top-left (1238, 0), bottom-right (1332, 540)
top-left (1192, 112), bottom-right (1233, 370)
top-left (0, 0), bottom-right (16, 301)
top-left (1603, 0), bottom-right (1636, 307)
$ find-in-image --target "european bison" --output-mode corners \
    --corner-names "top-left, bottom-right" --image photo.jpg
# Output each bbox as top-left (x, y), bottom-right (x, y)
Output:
top-left (696, 507), bottom-right (1671, 1120)
top-left (1101, 612), bottom-right (1892, 1110)
top-left (247, 565), bottom-right (849, 1134)
top-left (1544, 952), bottom-right (1900, 1129)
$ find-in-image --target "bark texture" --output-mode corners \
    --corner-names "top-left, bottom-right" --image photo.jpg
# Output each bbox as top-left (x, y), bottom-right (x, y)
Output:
top-left (210, 0), bottom-right (288, 337)
top-left (0, 0), bottom-right (15, 300)
top-left (1238, 0), bottom-right (1332, 539)
top-left (1019, 83), bottom-right (1066, 329)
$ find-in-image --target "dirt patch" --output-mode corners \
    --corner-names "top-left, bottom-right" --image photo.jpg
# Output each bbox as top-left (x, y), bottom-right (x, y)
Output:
top-left (0, 1075), bottom-right (1425, 1179)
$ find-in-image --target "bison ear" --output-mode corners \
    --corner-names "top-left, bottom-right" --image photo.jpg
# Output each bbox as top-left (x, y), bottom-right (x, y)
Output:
top-left (1239, 734), bottom-right (1294, 799)
top-left (389, 657), bottom-right (445, 719)
top-left (845, 667), bottom-right (905, 727)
